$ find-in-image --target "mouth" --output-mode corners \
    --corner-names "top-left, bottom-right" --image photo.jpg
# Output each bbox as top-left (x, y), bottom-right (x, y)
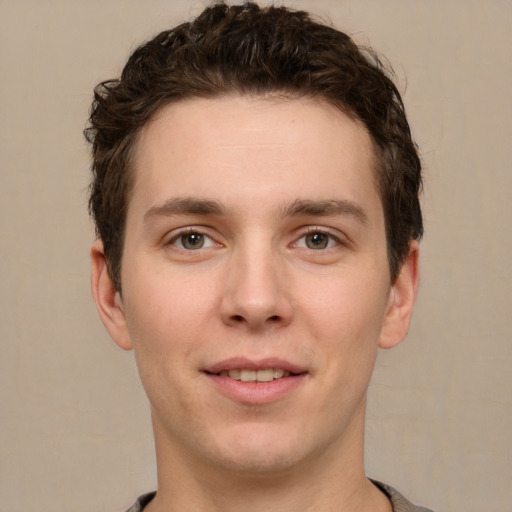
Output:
top-left (202, 358), bottom-right (307, 404)
top-left (204, 357), bottom-right (306, 379)
top-left (211, 368), bottom-right (294, 382)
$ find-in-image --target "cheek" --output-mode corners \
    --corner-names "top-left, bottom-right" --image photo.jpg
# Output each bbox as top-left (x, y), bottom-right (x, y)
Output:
top-left (300, 270), bottom-right (391, 394)
top-left (304, 272), bottom-right (389, 341)
top-left (124, 263), bottom-right (215, 332)
top-left (122, 282), bottom-right (207, 419)
top-left (121, 268), bottom-right (221, 385)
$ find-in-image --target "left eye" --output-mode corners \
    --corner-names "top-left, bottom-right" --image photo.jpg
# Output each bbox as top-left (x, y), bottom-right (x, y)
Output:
top-left (171, 232), bottom-right (216, 250)
top-left (295, 231), bottom-right (339, 250)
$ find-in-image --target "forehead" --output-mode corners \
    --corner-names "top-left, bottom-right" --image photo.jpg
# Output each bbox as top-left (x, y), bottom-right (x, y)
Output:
top-left (130, 95), bottom-right (381, 218)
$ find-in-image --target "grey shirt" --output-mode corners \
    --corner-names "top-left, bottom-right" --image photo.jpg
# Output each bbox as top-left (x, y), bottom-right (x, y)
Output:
top-left (124, 480), bottom-right (435, 512)
top-left (373, 480), bottom-right (435, 512)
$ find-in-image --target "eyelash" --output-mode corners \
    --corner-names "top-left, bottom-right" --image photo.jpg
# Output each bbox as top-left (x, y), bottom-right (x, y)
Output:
top-left (167, 228), bottom-right (219, 251)
top-left (165, 226), bottom-right (344, 252)
top-left (292, 227), bottom-right (343, 250)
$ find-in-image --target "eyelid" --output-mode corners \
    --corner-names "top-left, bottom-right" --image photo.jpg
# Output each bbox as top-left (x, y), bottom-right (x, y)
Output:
top-left (165, 226), bottom-right (220, 249)
top-left (292, 226), bottom-right (346, 249)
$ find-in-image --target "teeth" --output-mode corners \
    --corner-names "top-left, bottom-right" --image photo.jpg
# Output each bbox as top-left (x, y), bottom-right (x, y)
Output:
top-left (273, 369), bottom-right (285, 379)
top-left (256, 369), bottom-right (274, 382)
top-left (228, 369), bottom-right (241, 380)
top-left (240, 369), bottom-right (256, 382)
top-left (221, 368), bottom-right (291, 382)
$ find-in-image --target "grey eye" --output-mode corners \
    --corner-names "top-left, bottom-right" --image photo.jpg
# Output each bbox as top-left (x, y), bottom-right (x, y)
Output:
top-left (294, 231), bottom-right (340, 250)
top-left (177, 232), bottom-right (206, 250)
top-left (305, 232), bottom-right (330, 249)
top-left (169, 230), bottom-right (218, 251)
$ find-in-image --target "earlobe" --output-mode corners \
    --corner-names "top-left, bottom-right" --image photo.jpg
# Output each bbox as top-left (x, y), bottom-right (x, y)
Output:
top-left (379, 241), bottom-right (420, 349)
top-left (90, 240), bottom-right (133, 351)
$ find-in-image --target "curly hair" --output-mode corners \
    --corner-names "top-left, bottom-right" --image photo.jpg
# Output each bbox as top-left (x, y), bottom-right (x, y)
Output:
top-left (85, 1), bottom-right (423, 292)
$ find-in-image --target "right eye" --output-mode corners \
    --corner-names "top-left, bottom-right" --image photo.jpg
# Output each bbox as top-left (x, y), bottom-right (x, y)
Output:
top-left (171, 231), bottom-right (216, 250)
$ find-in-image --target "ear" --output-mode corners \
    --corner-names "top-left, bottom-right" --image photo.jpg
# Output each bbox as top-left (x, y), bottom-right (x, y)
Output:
top-left (379, 241), bottom-right (420, 349)
top-left (90, 240), bottom-right (133, 351)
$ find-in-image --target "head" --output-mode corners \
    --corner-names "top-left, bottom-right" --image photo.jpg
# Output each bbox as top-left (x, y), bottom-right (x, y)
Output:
top-left (85, 1), bottom-right (422, 293)
top-left (87, 2), bottom-right (423, 483)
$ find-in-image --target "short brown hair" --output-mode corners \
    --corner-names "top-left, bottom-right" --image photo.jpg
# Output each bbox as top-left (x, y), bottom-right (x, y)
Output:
top-left (85, 1), bottom-right (423, 291)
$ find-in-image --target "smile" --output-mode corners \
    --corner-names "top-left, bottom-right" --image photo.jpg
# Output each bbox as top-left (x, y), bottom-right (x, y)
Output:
top-left (203, 358), bottom-right (308, 404)
top-left (217, 368), bottom-right (291, 382)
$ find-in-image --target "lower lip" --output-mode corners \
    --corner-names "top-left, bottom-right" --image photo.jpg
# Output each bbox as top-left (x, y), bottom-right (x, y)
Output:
top-left (205, 373), bottom-right (307, 404)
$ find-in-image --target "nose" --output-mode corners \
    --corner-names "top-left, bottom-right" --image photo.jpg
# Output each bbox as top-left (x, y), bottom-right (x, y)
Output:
top-left (219, 242), bottom-right (293, 330)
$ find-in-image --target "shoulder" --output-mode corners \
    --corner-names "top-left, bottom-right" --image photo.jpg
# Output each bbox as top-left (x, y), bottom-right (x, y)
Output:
top-left (371, 480), bottom-right (437, 512)
top-left (124, 491), bottom-right (156, 512)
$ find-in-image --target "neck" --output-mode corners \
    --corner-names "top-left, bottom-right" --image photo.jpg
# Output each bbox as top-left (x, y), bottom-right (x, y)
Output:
top-left (146, 400), bottom-right (391, 512)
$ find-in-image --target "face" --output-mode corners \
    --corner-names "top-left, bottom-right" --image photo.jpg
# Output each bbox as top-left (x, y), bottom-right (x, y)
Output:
top-left (92, 96), bottom-right (418, 477)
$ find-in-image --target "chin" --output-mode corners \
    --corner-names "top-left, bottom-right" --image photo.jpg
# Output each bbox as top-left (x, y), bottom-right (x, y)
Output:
top-left (200, 423), bottom-right (315, 476)
top-left (211, 448), bottom-right (303, 477)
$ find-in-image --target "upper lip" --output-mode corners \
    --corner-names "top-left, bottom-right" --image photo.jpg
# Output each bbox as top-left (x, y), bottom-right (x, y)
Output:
top-left (203, 357), bottom-right (307, 375)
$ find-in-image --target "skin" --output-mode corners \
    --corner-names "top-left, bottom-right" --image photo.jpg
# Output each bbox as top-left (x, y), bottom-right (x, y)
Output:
top-left (91, 95), bottom-right (419, 512)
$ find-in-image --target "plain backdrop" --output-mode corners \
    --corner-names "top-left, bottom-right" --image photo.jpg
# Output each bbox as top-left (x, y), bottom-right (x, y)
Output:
top-left (1, 1), bottom-right (511, 511)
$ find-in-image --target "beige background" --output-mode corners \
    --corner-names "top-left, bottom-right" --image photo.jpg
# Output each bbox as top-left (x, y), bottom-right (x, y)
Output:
top-left (1, 1), bottom-right (510, 511)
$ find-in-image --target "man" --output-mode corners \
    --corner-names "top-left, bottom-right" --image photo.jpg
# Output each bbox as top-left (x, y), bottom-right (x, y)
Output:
top-left (86, 2), bottom-right (432, 511)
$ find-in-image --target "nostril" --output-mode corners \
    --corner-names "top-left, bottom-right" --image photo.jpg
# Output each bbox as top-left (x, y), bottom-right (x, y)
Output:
top-left (230, 314), bottom-right (280, 323)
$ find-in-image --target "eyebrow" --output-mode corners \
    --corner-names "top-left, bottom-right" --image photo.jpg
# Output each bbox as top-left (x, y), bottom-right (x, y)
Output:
top-left (143, 196), bottom-right (369, 227)
top-left (144, 197), bottom-right (226, 222)
top-left (283, 199), bottom-right (369, 227)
